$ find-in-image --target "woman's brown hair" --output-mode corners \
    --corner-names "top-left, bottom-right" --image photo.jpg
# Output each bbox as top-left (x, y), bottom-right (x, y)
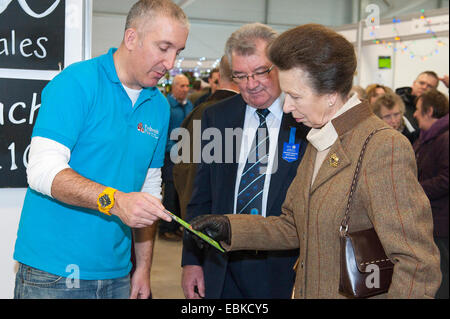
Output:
top-left (268, 24), bottom-right (356, 98)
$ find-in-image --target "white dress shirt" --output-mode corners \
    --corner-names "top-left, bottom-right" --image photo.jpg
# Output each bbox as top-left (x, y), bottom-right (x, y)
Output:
top-left (233, 94), bottom-right (284, 217)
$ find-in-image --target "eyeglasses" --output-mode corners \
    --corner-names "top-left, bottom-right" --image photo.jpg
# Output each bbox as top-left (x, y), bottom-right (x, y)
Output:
top-left (231, 65), bottom-right (274, 83)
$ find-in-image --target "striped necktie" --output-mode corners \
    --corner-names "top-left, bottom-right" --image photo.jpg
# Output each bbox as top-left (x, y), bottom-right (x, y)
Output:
top-left (236, 108), bottom-right (270, 215)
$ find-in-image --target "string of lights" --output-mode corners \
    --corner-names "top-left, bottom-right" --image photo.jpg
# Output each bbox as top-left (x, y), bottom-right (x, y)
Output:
top-left (368, 9), bottom-right (446, 61)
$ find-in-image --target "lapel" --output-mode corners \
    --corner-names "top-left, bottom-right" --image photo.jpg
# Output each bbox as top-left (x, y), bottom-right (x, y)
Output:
top-left (266, 113), bottom-right (308, 214)
top-left (218, 95), bottom-right (247, 211)
top-left (309, 138), bottom-right (351, 195)
top-left (222, 94), bottom-right (247, 164)
top-left (309, 101), bottom-right (374, 195)
top-left (301, 144), bottom-right (316, 211)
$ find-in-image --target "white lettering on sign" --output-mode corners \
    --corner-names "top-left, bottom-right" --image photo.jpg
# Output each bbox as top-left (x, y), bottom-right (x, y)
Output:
top-left (0, 30), bottom-right (48, 59)
top-left (7, 142), bottom-right (18, 170)
top-left (0, 0), bottom-right (60, 18)
top-left (0, 142), bottom-right (30, 171)
top-left (0, 92), bottom-right (41, 126)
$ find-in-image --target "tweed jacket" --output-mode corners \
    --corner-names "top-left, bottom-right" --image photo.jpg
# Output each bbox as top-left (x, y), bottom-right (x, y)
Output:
top-left (224, 101), bottom-right (441, 299)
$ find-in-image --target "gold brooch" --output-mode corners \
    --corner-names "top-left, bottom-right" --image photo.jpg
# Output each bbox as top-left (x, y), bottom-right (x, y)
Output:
top-left (329, 153), bottom-right (339, 167)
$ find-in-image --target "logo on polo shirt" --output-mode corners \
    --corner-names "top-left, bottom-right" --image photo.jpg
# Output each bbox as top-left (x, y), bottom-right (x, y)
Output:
top-left (137, 122), bottom-right (159, 139)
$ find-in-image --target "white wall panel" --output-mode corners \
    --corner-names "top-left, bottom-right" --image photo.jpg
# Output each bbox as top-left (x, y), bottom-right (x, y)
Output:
top-left (393, 36), bottom-right (449, 92)
top-left (357, 36), bottom-right (449, 94)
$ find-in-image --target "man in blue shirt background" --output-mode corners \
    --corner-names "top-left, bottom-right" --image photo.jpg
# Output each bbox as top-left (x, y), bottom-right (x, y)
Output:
top-left (159, 74), bottom-right (193, 241)
top-left (13, 0), bottom-right (189, 299)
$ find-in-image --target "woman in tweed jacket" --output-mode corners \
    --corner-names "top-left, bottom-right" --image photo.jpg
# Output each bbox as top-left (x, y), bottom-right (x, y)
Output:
top-left (190, 24), bottom-right (441, 299)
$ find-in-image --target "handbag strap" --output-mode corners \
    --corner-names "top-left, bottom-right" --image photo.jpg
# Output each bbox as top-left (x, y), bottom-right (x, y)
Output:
top-left (339, 127), bottom-right (390, 237)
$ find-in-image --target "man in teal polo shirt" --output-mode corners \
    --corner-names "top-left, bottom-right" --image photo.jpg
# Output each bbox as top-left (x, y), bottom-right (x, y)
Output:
top-left (13, 0), bottom-right (189, 299)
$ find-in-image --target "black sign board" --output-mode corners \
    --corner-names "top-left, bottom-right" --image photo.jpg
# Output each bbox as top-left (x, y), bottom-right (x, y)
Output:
top-left (0, 0), bottom-right (65, 70)
top-left (0, 78), bottom-right (48, 187)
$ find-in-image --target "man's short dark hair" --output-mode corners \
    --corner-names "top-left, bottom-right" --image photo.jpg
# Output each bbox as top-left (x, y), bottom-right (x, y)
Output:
top-left (209, 68), bottom-right (219, 79)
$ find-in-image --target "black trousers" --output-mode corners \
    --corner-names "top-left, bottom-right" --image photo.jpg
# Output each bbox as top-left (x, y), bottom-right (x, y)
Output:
top-left (159, 154), bottom-right (180, 234)
top-left (159, 180), bottom-right (180, 233)
top-left (220, 251), bottom-right (294, 299)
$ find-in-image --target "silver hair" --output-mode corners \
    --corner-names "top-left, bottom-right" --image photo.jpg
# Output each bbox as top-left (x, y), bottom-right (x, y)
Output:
top-left (225, 23), bottom-right (278, 63)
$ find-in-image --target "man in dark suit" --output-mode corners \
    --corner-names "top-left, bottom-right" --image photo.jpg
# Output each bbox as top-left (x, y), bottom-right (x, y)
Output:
top-left (173, 55), bottom-right (239, 220)
top-left (181, 23), bottom-right (309, 299)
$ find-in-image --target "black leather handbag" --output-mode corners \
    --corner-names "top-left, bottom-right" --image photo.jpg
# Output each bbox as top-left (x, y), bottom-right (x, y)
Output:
top-left (338, 128), bottom-right (394, 298)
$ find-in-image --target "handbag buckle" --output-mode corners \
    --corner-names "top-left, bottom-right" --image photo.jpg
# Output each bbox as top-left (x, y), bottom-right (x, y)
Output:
top-left (339, 225), bottom-right (348, 237)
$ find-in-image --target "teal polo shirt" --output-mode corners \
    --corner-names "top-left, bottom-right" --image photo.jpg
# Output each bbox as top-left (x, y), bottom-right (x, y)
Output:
top-left (14, 48), bottom-right (170, 280)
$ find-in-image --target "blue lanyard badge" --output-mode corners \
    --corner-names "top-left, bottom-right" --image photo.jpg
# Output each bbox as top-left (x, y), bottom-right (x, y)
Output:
top-left (282, 127), bottom-right (300, 162)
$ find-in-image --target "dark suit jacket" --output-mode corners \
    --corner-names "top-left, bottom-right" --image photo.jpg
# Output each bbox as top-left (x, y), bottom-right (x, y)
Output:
top-left (395, 86), bottom-right (419, 130)
top-left (181, 94), bottom-right (309, 298)
top-left (173, 89), bottom-right (238, 219)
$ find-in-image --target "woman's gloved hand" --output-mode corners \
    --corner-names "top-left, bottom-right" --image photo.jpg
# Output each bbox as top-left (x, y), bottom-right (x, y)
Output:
top-left (189, 215), bottom-right (231, 249)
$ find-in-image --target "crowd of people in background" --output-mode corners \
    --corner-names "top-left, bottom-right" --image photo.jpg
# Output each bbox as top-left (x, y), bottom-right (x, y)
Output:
top-left (350, 71), bottom-right (449, 145)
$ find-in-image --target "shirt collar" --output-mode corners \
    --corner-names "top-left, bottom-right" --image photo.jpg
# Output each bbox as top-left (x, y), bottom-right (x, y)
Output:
top-left (101, 47), bottom-right (159, 103)
top-left (221, 88), bottom-right (240, 94)
top-left (246, 93), bottom-right (284, 122)
top-left (101, 48), bottom-right (121, 84)
top-left (307, 93), bottom-right (361, 151)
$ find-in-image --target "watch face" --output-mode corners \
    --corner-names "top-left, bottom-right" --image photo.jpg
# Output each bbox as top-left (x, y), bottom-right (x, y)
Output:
top-left (99, 194), bottom-right (111, 208)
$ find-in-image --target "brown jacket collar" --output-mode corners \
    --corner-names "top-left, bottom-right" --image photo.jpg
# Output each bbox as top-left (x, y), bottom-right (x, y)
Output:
top-left (331, 101), bottom-right (373, 137)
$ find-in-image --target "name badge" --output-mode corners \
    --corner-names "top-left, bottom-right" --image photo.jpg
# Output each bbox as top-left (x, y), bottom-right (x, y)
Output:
top-left (282, 127), bottom-right (299, 162)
